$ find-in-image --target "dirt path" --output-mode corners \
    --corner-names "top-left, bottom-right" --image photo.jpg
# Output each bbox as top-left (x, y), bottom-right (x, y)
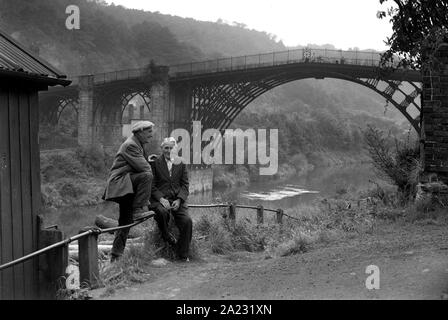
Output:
top-left (91, 222), bottom-right (448, 300)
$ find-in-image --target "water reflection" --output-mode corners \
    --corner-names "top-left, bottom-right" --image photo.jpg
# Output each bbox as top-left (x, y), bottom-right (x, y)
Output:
top-left (243, 185), bottom-right (319, 201)
top-left (190, 163), bottom-right (376, 210)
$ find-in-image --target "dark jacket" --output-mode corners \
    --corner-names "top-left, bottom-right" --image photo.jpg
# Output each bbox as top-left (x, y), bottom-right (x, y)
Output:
top-left (103, 135), bottom-right (153, 202)
top-left (150, 155), bottom-right (189, 203)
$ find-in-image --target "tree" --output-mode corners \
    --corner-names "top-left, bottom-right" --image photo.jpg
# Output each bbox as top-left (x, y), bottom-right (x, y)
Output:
top-left (377, 0), bottom-right (448, 69)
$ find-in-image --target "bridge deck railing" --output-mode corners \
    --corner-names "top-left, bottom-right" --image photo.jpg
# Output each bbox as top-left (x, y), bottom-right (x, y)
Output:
top-left (68, 48), bottom-right (396, 86)
top-left (169, 48), bottom-right (395, 77)
top-left (0, 202), bottom-right (297, 295)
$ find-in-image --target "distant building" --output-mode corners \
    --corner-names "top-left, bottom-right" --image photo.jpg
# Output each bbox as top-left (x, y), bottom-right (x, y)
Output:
top-left (0, 29), bottom-right (70, 299)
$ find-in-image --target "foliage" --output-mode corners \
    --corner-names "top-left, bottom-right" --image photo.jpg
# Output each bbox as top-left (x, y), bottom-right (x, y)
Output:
top-left (58, 180), bottom-right (87, 199)
top-left (363, 125), bottom-right (421, 201)
top-left (195, 215), bottom-right (267, 254)
top-left (274, 230), bottom-right (313, 257)
top-left (75, 146), bottom-right (113, 177)
top-left (0, 0), bottom-right (205, 75)
top-left (233, 108), bottom-right (395, 170)
top-left (377, 0), bottom-right (448, 69)
top-left (101, 3), bottom-right (284, 58)
top-left (56, 287), bottom-right (92, 300)
top-left (40, 152), bottom-right (89, 182)
top-left (40, 148), bottom-right (114, 207)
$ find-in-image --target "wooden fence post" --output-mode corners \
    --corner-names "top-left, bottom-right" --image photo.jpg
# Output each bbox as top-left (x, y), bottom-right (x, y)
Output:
top-left (38, 216), bottom-right (68, 299)
top-left (257, 205), bottom-right (264, 224)
top-left (276, 209), bottom-right (284, 225)
top-left (78, 229), bottom-right (99, 289)
top-left (228, 203), bottom-right (236, 227)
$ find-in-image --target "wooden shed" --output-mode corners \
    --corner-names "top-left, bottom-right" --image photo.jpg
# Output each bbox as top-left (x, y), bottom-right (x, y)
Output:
top-left (0, 30), bottom-right (70, 299)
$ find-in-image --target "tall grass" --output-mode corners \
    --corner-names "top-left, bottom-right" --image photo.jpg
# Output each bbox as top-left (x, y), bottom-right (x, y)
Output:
top-left (363, 125), bottom-right (421, 203)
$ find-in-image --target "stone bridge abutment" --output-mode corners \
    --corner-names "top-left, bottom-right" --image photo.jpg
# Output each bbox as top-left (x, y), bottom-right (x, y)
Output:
top-left (421, 43), bottom-right (448, 183)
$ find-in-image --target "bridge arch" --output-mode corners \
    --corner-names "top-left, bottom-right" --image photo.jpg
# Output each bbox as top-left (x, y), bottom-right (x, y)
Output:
top-left (121, 90), bottom-right (152, 120)
top-left (191, 72), bottom-right (421, 134)
top-left (56, 97), bottom-right (79, 123)
top-left (39, 93), bottom-right (79, 125)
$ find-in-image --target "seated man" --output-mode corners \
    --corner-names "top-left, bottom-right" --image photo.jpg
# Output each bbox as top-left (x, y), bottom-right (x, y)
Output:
top-left (102, 120), bottom-right (155, 261)
top-left (149, 137), bottom-right (192, 262)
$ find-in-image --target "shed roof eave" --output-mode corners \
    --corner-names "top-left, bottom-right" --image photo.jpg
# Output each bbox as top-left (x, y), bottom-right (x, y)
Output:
top-left (0, 29), bottom-right (68, 79)
top-left (0, 69), bottom-right (71, 87)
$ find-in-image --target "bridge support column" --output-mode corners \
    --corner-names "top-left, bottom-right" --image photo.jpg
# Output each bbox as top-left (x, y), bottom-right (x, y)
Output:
top-left (96, 124), bottom-right (123, 149)
top-left (168, 84), bottom-right (192, 133)
top-left (421, 43), bottom-right (448, 183)
top-left (151, 82), bottom-right (170, 143)
top-left (77, 75), bottom-right (96, 147)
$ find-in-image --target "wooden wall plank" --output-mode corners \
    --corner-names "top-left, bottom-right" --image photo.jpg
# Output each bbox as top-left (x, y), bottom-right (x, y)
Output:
top-left (19, 92), bottom-right (33, 299)
top-left (29, 91), bottom-right (40, 299)
top-left (0, 92), bottom-right (3, 300)
top-left (8, 89), bottom-right (25, 300)
top-left (0, 86), bottom-right (42, 299)
top-left (0, 89), bottom-right (14, 299)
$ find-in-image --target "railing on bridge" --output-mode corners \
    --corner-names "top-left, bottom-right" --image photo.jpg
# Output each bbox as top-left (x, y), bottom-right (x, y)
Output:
top-left (0, 202), bottom-right (293, 296)
top-left (168, 48), bottom-right (395, 77)
top-left (69, 68), bottom-right (144, 86)
top-left (67, 48), bottom-right (395, 86)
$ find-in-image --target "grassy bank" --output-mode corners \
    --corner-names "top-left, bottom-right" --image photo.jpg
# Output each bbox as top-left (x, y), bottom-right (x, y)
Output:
top-left (61, 180), bottom-right (446, 300)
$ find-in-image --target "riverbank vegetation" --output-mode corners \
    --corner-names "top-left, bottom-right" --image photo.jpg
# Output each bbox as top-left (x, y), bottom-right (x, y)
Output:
top-left (86, 125), bottom-right (445, 296)
top-left (40, 147), bottom-right (114, 208)
top-left (88, 173), bottom-right (448, 298)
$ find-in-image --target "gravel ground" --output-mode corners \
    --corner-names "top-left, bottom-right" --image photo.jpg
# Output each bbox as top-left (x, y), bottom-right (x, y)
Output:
top-left (91, 221), bottom-right (448, 300)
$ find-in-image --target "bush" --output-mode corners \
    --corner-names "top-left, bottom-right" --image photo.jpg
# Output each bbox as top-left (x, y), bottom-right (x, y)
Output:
top-left (230, 220), bottom-right (266, 252)
top-left (275, 230), bottom-right (313, 257)
top-left (208, 224), bottom-right (234, 254)
top-left (195, 215), bottom-right (268, 254)
top-left (58, 180), bottom-right (87, 199)
top-left (195, 215), bottom-right (213, 236)
top-left (363, 125), bottom-right (421, 202)
top-left (75, 146), bottom-right (110, 176)
top-left (40, 152), bottom-right (89, 182)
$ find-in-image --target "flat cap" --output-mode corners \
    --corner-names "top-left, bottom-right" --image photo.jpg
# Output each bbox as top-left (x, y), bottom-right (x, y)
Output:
top-left (131, 120), bottom-right (154, 133)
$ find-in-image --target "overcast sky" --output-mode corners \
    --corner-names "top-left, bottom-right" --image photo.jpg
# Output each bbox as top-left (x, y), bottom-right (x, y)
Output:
top-left (105, 0), bottom-right (394, 51)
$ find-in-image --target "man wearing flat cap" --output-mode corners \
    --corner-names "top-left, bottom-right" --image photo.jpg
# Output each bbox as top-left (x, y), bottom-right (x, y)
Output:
top-left (103, 120), bottom-right (155, 261)
top-left (149, 137), bottom-right (192, 262)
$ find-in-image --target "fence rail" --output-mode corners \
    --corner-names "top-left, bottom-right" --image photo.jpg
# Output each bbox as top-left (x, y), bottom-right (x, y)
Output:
top-left (0, 202), bottom-right (297, 292)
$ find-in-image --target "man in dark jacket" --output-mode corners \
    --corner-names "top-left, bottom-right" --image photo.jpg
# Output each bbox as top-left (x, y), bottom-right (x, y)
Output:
top-left (150, 137), bottom-right (192, 262)
top-left (103, 120), bottom-right (155, 261)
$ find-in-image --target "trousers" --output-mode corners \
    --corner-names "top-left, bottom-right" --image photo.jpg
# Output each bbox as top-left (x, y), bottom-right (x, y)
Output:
top-left (150, 201), bottom-right (192, 259)
top-left (111, 172), bottom-right (152, 259)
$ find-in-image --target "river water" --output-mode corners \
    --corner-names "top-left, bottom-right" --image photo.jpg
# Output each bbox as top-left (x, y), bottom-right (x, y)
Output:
top-left (43, 163), bottom-right (378, 236)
